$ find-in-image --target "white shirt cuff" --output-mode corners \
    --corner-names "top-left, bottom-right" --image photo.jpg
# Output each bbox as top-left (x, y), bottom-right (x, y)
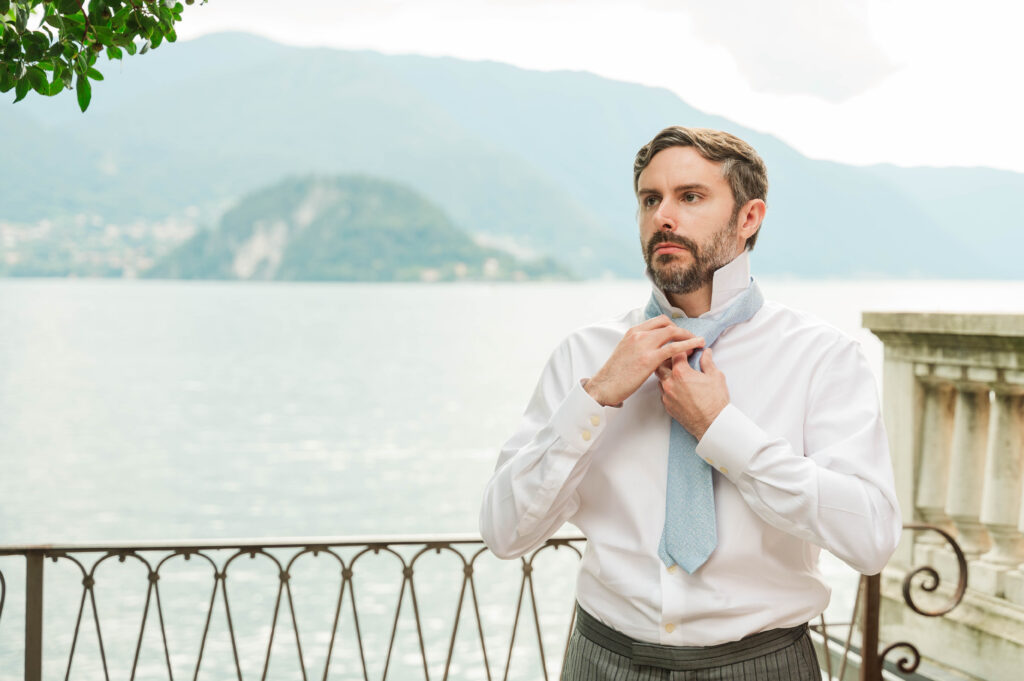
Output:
top-left (548, 378), bottom-right (616, 450)
top-left (695, 403), bottom-right (765, 480)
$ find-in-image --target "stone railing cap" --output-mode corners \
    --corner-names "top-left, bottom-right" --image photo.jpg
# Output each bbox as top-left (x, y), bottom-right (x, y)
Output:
top-left (863, 312), bottom-right (1024, 337)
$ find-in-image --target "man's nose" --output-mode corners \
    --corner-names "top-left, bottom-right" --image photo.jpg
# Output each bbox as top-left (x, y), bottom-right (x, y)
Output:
top-left (654, 202), bottom-right (677, 231)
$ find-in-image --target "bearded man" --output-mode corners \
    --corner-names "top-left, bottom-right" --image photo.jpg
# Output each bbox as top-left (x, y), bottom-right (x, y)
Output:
top-left (479, 126), bottom-right (901, 681)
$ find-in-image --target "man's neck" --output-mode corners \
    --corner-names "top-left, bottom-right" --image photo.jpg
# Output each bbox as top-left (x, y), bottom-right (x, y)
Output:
top-left (667, 287), bottom-right (713, 318)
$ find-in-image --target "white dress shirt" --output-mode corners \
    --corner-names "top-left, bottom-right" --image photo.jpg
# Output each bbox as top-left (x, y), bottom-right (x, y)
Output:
top-left (479, 251), bottom-right (901, 646)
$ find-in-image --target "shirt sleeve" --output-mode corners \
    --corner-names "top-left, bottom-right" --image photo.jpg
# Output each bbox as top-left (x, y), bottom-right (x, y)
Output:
top-left (479, 341), bottom-right (618, 559)
top-left (695, 337), bottom-right (902, 575)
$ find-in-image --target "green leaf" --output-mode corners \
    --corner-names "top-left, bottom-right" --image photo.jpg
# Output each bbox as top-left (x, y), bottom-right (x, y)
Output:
top-left (124, 40), bottom-right (137, 55)
top-left (105, 44), bottom-right (122, 60)
top-left (3, 40), bottom-right (21, 60)
top-left (76, 71), bottom-right (91, 111)
top-left (13, 75), bottom-right (29, 102)
top-left (86, 66), bottom-right (102, 80)
top-left (139, 39), bottom-right (150, 55)
top-left (27, 66), bottom-right (48, 94)
top-left (22, 31), bottom-right (50, 60)
top-left (111, 6), bottom-right (131, 28)
top-left (61, 13), bottom-right (85, 29)
top-left (47, 76), bottom-right (63, 95)
top-left (0, 1), bottom-right (10, 15)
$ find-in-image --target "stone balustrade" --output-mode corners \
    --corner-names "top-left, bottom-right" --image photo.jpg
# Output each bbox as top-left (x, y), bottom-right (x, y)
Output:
top-left (864, 312), bottom-right (1024, 681)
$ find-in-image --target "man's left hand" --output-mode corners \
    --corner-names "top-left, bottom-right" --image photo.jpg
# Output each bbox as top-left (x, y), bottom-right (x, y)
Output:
top-left (656, 347), bottom-right (730, 440)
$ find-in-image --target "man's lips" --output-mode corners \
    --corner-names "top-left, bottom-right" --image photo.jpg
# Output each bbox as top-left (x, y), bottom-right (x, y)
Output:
top-left (654, 243), bottom-right (689, 255)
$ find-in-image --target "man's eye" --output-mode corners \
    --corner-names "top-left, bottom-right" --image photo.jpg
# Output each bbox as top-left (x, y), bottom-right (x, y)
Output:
top-left (683, 193), bottom-right (699, 203)
top-left (643, 196), bottom-right (659, 208)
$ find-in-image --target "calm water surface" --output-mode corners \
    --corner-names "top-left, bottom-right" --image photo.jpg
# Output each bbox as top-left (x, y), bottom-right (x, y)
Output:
top-left (1, 278), bottom-right (1021, 679)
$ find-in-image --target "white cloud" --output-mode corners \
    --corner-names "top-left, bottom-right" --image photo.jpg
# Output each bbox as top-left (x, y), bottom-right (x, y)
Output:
top-left (680, 0), bottom-right (897, 102)
top-left (173, 0), bottom-right (1024, 172)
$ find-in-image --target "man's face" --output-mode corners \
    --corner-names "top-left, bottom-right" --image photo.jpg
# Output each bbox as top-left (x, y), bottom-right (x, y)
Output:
top-left (636, 146), bottom-right (744, 295)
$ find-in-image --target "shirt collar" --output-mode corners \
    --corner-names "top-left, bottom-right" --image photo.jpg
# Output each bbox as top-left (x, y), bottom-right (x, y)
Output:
top-left (648, 250), bottom-right (752, 319)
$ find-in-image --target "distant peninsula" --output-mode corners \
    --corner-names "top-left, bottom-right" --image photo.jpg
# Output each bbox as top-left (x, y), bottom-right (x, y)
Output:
top-left (144, 175), bottom-right (572, 282)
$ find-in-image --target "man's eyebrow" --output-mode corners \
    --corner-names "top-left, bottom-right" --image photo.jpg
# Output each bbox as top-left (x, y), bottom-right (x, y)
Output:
top-left (636, 183), bottom-right (712, 195)
top-left (672, 183), bottom-right (712, 193)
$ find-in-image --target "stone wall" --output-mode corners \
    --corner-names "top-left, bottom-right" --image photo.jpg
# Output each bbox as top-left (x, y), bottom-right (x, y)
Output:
top-left (864, 312), bottom-right (1024, 681)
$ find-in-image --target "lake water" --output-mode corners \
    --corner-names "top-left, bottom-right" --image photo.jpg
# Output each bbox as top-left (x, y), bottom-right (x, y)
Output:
top-left (1, 277), bottom-right (1022, 679)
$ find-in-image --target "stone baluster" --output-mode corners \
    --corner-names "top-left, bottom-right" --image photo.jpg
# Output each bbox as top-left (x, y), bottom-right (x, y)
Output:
top-left (914, 370), bottom-right (956, 545)
top-left (976, 382), bottom-right (1024, 585)
top-left (865, 312), bottom-right (1024, 680)
top-left (945, 373), bottom-right (993, 559)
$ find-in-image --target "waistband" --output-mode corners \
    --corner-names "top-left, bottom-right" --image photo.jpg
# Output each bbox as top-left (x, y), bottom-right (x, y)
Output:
top-left (574, 604), bottom-right (809, 672)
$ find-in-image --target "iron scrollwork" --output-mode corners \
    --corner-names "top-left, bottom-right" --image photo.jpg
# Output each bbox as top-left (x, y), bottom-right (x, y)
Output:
top-left (876, 522), bottom-right (968, 677)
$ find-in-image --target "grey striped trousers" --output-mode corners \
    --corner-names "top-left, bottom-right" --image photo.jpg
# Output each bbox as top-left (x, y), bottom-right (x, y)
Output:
top-left (560, 606), bottom-right (820, 681)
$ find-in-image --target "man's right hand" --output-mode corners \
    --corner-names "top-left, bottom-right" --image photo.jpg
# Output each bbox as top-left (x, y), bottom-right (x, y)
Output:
top-left (583, 315), bottom-right (705, 407)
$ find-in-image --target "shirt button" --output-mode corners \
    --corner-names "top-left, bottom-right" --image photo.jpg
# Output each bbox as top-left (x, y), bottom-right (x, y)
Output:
top-left (720, 466), bottom-right (729, 475)
top-left (671, 313), bottom-right (682, 319)
top-left (666, 564), bottom-right (677, 574)
top-left (581, 430), bottom-right (592, 441)
top-left (664, 623), bottom-right (676, 633)
top-left (705, 457), bottom-right (714, 465)
top-left (590, 415), bottom-right (601, 426)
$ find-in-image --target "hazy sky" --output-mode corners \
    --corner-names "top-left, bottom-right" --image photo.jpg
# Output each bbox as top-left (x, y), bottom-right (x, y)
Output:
top-left (176, 0), bottom-right (1024, 173)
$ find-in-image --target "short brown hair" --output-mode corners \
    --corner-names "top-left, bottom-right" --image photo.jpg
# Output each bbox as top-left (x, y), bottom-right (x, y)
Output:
top-left (633, 126), bottom-right (768, 250)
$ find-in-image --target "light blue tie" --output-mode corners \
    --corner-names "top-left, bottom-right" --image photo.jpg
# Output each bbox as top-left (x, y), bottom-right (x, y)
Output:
top-left (645, 279), bottom-right (764, 573)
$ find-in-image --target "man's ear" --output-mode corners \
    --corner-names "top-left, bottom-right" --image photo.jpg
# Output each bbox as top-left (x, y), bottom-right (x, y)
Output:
top-left (737, 199), bottom-right (765, 243)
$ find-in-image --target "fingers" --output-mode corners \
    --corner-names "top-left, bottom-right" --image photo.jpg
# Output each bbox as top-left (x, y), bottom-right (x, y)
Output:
top-left (633, 316), bottom-right (699, 341)
top-left (651, 327), bottom-right (700, 352)
top-left (655, 361), bottom-right (671, 381)
top-left (659, 337), bottom-right (705, 362)
top-left (635, 314), bottom-right (673, 331)
top-left (700, 346), bottom-right (717, 373)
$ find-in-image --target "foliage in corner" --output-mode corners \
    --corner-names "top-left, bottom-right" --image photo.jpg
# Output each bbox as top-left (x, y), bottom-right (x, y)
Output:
top-left (0, 0), bottom-right (204, 111)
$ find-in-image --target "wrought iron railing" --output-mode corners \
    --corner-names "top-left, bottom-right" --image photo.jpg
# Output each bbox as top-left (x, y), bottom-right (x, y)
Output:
top-left (811, 523), bottom-right (969, 681)
top-left (0, 526), bottom-right (969, 681)
top-left (0, 535), bottom-right (585, 681)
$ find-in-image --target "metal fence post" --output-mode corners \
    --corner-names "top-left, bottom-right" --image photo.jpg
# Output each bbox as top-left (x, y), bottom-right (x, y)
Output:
top-left (25, 551), bottom-right (43, 681)
top-left (859, 573), bottom-right (881, 681)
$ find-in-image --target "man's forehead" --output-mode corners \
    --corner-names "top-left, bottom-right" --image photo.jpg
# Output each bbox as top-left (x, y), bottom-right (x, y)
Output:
top-left (637, 146), bottom-right (726, 190)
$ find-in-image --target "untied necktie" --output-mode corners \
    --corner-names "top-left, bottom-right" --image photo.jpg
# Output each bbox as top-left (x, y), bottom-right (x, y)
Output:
top-left (644, 279), bottom-right (764, 573)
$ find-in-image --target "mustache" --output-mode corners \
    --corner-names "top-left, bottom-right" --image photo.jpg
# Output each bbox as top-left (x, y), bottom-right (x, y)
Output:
top-left (646, 232), bottom-right (699, 261)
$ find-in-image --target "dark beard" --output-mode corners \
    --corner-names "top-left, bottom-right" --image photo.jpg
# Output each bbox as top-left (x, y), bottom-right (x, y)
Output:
top-left (643, 218), bottom-right (739, 294)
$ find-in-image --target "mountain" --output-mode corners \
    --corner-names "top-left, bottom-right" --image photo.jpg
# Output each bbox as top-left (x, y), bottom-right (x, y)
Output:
top-left (144, 175), bottom-right (570, 281)
top-left (2, 31), bottom-right (1021, 279)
